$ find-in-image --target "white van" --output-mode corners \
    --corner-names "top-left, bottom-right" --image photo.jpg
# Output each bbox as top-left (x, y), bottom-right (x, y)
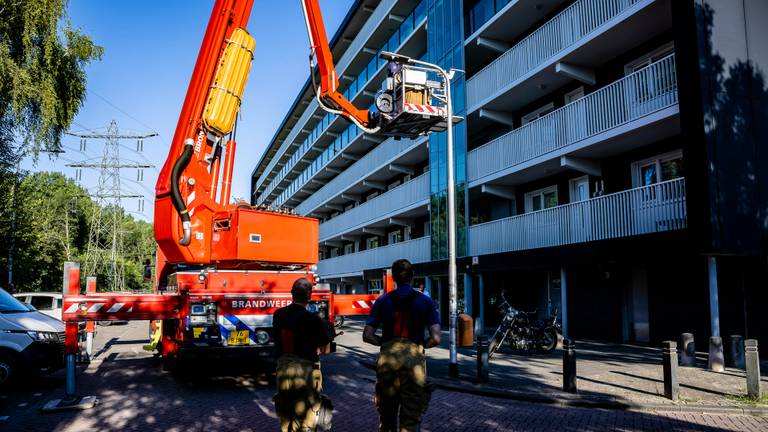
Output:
top-left (0, 288), bottom-right (65, 386)
top-left (13, 292), bottom-right (62, 320)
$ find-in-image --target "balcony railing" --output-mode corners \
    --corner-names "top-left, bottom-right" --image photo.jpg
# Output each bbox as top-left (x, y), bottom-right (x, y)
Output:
top-left (468, 54), bottom-right (678, 183)
top-left (319, 174), bottom-right (429, 241)
top-left (318, 236), bottom-right (431, 278)
top-left (469, 178), bottom-right (686, 256)
top-left (296, 137), bottom-right (426, 216)
top-left (466, 0), bottom-right (645, 111)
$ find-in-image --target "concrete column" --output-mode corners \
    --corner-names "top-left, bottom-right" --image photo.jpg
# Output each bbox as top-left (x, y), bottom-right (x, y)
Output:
top-left (708, 256), bottom-right (720, 337)
top-left (478, 273), bottom-right (485, 333)
top-left (424, 276), bottom-right (433, 298)
top-left (560, 267), bottom-right (569, 339)
top-left (463, 273), bottom-right (473, 316)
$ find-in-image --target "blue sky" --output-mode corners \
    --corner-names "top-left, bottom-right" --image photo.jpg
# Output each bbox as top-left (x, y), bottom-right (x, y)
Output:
top-left (23, 0), bottom-right (354, 220)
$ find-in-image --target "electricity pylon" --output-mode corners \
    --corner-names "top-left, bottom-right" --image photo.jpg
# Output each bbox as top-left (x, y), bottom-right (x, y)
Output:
top-left (67, 120), bottom-right (156, 291)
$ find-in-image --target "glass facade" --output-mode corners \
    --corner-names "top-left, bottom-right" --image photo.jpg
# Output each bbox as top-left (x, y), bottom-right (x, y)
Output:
top-left (464, 0), bottom-right (512, 36)
top-left (427, 0), bottom-right (468, 259)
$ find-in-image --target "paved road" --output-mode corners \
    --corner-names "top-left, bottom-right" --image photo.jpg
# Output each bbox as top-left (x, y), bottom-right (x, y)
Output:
top-left (1, 322), bottom-right (767, 431)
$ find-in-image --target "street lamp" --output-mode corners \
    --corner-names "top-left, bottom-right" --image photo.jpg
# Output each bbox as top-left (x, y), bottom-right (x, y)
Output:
top-left (379, 52), bottom-right (462, 377)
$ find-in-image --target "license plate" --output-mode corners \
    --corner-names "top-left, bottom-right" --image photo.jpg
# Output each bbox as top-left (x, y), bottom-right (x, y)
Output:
top-left (227, 330), bottom-right (250, 346)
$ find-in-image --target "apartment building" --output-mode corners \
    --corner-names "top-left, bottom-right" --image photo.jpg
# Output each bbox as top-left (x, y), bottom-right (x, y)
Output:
top-left (252, 0), bottom-right (768, 349)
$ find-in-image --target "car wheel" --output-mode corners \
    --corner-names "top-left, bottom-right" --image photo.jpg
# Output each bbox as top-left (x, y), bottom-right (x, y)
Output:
top-left (98, 321), bottom-right (112, 326)
top-left (0, 352), bottom-right (20, 387)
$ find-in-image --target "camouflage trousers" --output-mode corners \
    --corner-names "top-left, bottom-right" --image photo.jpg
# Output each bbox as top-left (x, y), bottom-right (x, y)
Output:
top-left (273, 355), bottom-right (326, 432)
top-left (375, 339), bottom-right (432, 432)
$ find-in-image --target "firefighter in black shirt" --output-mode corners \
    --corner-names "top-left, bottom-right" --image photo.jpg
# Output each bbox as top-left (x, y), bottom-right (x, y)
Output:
top-left (273, 277), bottom-right (333, 432)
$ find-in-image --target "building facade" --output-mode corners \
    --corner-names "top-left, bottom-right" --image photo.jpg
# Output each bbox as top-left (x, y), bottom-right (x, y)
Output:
top-left (252, 0), bottom-right (768, 349)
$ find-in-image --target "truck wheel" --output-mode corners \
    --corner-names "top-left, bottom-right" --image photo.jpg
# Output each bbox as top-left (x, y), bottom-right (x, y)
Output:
top-left (0, 352), bottom-right (20, 387)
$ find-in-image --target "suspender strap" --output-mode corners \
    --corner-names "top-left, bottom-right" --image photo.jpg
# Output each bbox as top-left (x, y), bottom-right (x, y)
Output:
top-left (390, 291), bottom-right (419, 338)
top-left (280, 328), bottom-right (295, 354)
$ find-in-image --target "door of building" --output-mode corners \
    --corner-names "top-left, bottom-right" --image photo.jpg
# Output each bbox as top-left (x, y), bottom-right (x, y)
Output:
top-left (569, 176), bottom-right (591, 242)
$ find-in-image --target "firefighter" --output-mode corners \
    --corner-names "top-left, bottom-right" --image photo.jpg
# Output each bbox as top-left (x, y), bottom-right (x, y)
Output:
top-left (273, 278), bottom-right (333, 432)
top-left (363, 259), bottom-right (441, 432)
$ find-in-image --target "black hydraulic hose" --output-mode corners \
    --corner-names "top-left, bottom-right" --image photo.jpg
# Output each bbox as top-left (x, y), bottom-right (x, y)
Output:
top-left (171, 138), bottom-right (194, 246)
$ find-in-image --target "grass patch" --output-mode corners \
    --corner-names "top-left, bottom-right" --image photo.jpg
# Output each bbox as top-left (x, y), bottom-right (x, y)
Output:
top-left (726, 394), bottom-right (768, 406)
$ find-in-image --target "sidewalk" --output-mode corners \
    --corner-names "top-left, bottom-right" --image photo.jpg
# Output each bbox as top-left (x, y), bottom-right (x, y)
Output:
top-left (335, 318), bottom-right (768, 414)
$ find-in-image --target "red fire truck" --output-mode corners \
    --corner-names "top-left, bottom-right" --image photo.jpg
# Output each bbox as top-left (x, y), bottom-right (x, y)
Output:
top-left (60, 0), bottom-right (446, 370)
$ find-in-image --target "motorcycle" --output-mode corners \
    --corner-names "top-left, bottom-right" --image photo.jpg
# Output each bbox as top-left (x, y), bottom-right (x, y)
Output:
top-left (488, 291), bottom-right (559, 357)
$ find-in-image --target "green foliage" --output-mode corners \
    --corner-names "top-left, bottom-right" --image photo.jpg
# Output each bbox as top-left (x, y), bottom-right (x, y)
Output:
top-left (0, 0), bottom-right (103, 167)
top-left (0, 171), bottom-right (154, 293)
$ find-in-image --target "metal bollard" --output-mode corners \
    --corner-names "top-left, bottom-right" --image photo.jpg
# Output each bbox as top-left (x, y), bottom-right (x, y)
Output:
top-left (745, 339), bottom-right (761, 399)
top-left (562, 339), bottom-right (577, 393)
top-left (679, 333), bottom-right (696, 366)
top-left (476, 335), bottom-right (489, 383)
top-left (728, 335), bottom-right (745, 369)
top-left (707, 336), bottom-right (725, 372)
top-left (64, 353), bottom-right (77, 402)
top-left (662, 341), bottom-right (679, 401)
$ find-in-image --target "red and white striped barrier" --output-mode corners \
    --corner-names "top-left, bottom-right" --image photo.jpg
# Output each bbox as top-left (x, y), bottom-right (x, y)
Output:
top-left (403, 103), bottom-right (447, 116)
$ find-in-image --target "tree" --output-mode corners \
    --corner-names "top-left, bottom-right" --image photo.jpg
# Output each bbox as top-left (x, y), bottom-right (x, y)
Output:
top-left (0, 0), bottom-right (103, 169)
top-left (1, 171), bottom-right (155, 293)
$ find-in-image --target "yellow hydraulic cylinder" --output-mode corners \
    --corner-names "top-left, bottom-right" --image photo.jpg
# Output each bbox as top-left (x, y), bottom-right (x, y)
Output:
top-left (203, 28), bottom-right (256, 136)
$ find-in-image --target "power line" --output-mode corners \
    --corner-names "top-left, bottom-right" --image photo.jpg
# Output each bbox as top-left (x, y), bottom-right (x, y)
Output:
top-left (88, 90), bottom-right (161, 136)
top-left (66, 120), bottom-right (157, 290)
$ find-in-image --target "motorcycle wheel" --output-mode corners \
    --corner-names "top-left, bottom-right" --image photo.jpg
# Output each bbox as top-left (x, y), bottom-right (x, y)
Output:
top-left (488, 329), bottom-right (507, 358)
top-left (538, 328), bottom-right (558, 353)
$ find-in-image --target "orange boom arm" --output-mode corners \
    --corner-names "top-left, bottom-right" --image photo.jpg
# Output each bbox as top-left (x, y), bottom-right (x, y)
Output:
top-left (154, 0), bottom-right (378, 277)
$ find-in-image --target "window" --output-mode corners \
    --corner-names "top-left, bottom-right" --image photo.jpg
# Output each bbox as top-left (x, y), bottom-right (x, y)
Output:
top-left (625, 42), bottom-right (675, 75)
top-left (366, 237), bottom-right (379, 250)
top-left (631, 150), bottom-right (684, 187)
top-left (388, 230), bottom-right (403, 245)
top-left (565, 87), bottom-right (585, 104)
top-left (522, 103), bottom-right (555, 125)
top-left (525, 185), bottom-right (558, 212)
top-left (330, 248), bottom-right (339, 258)
top-left (404, 226), bottom-right (412, 241)
top-left (31, 296), bottom-right (54, 310)
top-left (344, 243), bottom-right (355, 255)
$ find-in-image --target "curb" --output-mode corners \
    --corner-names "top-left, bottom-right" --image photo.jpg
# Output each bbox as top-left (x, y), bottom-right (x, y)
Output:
top-left (357, 360), bottom-right (768, 417)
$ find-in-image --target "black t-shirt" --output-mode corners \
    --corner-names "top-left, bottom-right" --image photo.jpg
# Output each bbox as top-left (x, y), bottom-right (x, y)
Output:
top-left (273, 303), bottom-right (331, 362)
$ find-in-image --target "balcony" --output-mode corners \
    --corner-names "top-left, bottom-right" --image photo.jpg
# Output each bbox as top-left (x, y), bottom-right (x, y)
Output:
top-left (469, 178), bottom-right (686, 256)
top-left (295, 136), bottom-right (427, 216)
top-left (318, 236), bottom-right (432, 279)
top-left (319, 174), bottom-right (429, 241)
top-left (466, 0), bottom-right (671, 114)
top-left (464, 0), bottom-right (568, 73)
top-left (468, 54), bottom-right (678, 187)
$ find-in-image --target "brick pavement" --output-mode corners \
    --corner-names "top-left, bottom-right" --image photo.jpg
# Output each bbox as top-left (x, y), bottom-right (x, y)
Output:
top-left (0, 321), bottom-right (766, 431)
top-left (338, 317), bottom-right (768, 408)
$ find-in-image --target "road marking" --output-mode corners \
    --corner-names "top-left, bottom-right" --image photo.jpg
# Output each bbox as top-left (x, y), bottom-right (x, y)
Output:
top-left (0, 416), bottom-right (9, 421)
top-left (33, 393), bottom-right (42, 397)
top-left (17, 402), bottom-right (28, 407)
